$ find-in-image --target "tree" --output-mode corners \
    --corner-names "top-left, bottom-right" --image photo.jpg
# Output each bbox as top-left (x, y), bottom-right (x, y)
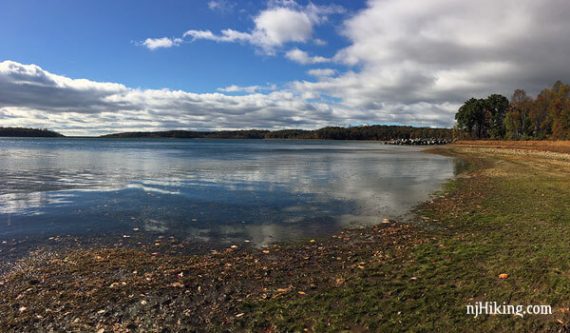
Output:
top-left (458, 81), bottom-right (570, 140)
top-left (456, 98), bottom-right (486, 138)
top-left (548, 81), bottom-right (570, 139)
top-left (530, 89), bottom-right (551, 139)
top-left (485, 94), bottom-right (509, 138)
top-left (505, 89), bottom-right (532, 139)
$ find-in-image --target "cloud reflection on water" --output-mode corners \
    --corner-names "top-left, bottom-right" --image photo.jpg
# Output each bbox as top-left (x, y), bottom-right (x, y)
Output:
top-left (0, 139), bottom-right (455, 247)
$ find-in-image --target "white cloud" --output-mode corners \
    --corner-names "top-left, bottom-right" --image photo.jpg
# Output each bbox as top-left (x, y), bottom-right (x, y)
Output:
top-left (184, 7), bottom-right (314, 55)
top-left (184, 29), bottom-right (252, 43)
top-left (217, 84), bottom-right (277, 94)
top-left (313, 38), bottom-right (327, 46)
top-left (208, 0), bottom-right (235, 13)
top-left (142, 37), bottom-right (183, 50)
top-left (290, 0), bottom-right (570, 127)
top-left (253, 7), bottom-right (313, 49)
top-left (0, 61), bottom-right (336, 136)
top-left (285, 48), bottom-right (330, 65)
top-left (307, 68), bottom-right (336, 78)
top-left (147, 1), bottom-right (344, 55)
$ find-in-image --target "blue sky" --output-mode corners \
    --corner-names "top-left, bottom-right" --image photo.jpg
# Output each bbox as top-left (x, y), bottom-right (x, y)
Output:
top-left (1, 0), bottom-right (569, 135)
top-left (0, 0), bottom-right (362, 92)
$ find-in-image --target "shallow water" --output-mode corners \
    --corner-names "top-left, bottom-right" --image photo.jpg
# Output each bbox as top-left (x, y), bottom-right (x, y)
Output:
top-left (0, 138), bottom-right (455, 247)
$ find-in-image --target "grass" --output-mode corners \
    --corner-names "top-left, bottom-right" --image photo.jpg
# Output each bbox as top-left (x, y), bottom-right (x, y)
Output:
top-left (236, 146), bottom-right (570, 332)
top-left (454, 140), bottom-right (570, 154)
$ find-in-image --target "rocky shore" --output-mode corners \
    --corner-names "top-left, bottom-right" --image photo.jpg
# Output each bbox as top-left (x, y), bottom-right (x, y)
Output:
top-left (0, 221), bottom-right (420, 332)
top-left (384, 138), bottom-right (451, 145)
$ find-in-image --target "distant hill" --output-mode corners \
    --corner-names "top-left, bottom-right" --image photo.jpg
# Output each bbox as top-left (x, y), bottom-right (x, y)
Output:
top-left (101, 125), bottom-right (452, 141)
top-left (0, 127), bottom-right (64, 137)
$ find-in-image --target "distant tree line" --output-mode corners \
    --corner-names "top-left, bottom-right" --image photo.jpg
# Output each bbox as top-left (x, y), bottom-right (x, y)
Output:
top-left (455, 81), bottom-right (570, 140)
top-left (101, 130), bottom-right (270, 139)
top-left (0, 127), bottom-right (64, 137)
top-left (265, 126), bottom-right (451, 140)
top-left (102, 125), bottom-right (453, 141)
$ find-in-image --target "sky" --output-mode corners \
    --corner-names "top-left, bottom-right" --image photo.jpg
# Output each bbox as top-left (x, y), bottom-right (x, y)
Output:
top-left (1, 0), bottom-right (570, 136)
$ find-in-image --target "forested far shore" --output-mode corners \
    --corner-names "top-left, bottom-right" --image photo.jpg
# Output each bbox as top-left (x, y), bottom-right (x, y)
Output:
top-left (100, 125), bottom-right (452, 141)
top-left (0, 127), bottom-right (64, 137)
top-left (455, 81), bottom-right (570, 140)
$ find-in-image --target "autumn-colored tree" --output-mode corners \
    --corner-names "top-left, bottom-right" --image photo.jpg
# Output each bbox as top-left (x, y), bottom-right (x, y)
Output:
top-left (548, 81), bottom-right (570, 139)
top-left (505, 89), bottom-right (532, 139)
top-left (454, 81), bottom-right (570, 140)
top-left (530, 89), bottom-right (551, 139)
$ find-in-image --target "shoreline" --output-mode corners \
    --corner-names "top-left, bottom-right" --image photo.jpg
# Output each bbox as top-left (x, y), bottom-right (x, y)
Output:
top-left (1, 144), bottom-right (569, 331)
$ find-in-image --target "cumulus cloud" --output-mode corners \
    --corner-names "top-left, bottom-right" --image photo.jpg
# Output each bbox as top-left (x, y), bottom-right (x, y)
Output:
top-left (290, 0), bottom-right (570, 128)
top-left (183, 29), bottom-right (252, 43)
top-left (285, 48), bottom-right (330, 65)
top-left (208, 0), bottom-right (235, 13)
top-left (141, 37), bottom-right (183, 50)
top-left (313, 38), bottom-right (327, 46)
top-left (147, 1), bottom-right (343, 55)
top-left (217, 84), bottom-right (277, 94)
top-left (307, 68), bottom-right (336, 78)
top-left (0, 61), bottom-right (336, 136)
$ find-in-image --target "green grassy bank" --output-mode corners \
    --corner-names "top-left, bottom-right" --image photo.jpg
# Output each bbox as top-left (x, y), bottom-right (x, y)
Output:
top-left (238, 146), bottom-right (570, 332)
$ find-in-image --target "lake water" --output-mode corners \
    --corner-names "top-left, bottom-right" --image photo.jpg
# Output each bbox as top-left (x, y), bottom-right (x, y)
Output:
top-left (0, 138), bottom-right (456, 248)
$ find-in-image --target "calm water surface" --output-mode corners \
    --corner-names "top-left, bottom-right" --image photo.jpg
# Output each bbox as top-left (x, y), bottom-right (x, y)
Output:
top-left (0, 138), bottom-right (456, 247)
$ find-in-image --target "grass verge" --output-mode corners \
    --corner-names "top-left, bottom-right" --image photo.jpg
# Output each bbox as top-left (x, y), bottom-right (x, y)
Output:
top-left (237, 146), bottom-right (570, 332)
